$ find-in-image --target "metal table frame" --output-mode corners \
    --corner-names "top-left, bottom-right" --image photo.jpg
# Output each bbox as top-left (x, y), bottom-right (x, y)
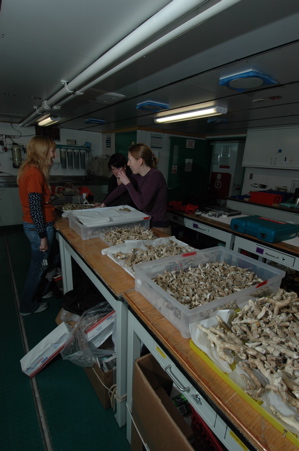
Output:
top-left (57, 232), bottom-right (128, 427)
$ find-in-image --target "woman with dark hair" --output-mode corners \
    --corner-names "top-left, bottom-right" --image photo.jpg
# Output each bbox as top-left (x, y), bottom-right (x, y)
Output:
top-left (102, 153), bottom-right (136, 207)
top-left (17, 136), bottom-right (57, 315)
top-left (101, 144), bottom-right (171, 234)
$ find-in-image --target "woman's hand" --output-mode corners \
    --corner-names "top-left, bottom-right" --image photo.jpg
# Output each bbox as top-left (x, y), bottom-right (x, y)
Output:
top-left (117, 170), bottom-right (130, 185)
top-left (39, 237), bottom-right (48, 252)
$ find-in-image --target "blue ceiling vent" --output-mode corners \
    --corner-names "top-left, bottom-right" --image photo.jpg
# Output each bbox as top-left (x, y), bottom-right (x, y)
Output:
top-left (207, 117), bottom-right (228, 124)
top-left (219, 70), bottom-right (277, 92)
top-left (84, 118), bottom-right (105, 124)
top-left (136, 100), bottom-right (170, 112)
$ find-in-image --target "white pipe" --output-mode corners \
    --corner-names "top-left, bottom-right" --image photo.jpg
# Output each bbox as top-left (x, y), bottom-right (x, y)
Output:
top-left (19, 0), bottom-right (242, 127)
top-left (49, 0), bottom-right (211, 105)
top-left (79, 0), bottom-right (242, 95)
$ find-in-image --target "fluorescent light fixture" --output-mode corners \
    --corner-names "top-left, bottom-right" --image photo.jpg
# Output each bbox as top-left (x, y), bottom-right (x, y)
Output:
top-left (155, 105), bottom-right (227, 123)
top-left (38, 115), bottom-right (60, 127)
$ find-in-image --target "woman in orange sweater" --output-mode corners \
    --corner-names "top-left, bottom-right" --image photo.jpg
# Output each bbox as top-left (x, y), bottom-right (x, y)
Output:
top-left (18, 136), bottom-right (57, 315)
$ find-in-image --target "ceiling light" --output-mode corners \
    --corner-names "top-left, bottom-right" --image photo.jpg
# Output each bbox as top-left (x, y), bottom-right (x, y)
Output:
top-left (155, 105), bottom-right (227, 123)
top-left (38, 115), bottom-right (60, 127)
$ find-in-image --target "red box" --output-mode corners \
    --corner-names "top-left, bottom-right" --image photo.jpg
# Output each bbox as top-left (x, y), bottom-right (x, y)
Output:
top-left (250, 191), bottom-right (283, 206)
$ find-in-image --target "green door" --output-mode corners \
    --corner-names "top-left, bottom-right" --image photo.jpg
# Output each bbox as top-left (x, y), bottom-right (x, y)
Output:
top-left (115, 131), bottom-right (137, 160)
top-left (167, 137), bottom-right (212, 203)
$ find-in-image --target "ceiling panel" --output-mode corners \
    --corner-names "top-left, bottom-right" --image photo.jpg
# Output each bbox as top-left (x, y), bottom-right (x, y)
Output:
top-left (1, 0), bottom-right (299, 136)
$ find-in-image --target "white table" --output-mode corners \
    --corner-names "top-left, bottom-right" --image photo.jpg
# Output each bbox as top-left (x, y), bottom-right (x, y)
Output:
top-left (56, 218), bottom-right (132, 427)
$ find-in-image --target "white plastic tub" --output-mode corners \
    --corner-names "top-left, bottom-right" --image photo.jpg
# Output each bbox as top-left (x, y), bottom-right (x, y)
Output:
top-left (134, 247), bottom-right (285, 338)
top-left (101, 236), bottom-right (196, 277)
top-left (68, 205), bottom-right (150, 240)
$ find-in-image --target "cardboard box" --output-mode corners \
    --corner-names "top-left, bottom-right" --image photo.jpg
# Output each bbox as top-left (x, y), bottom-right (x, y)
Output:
top-left (86, 310), bottom-right (116, 348)
top-left (131, 353), bottom-right (194, 450)
top-left (84, 360), bottom-right (115, 410)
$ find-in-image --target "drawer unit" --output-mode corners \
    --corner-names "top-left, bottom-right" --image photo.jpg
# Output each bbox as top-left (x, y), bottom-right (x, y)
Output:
top-left (215, 415), bottom-right (249, 451)
top-left (167, 211), bottom-right (185, 226)
top-left (234, 236), bottom-right (296, 269)
top-left (184, 217), bottom-right (234, 248)
top-left (151, 342), bottom-right (217, 429)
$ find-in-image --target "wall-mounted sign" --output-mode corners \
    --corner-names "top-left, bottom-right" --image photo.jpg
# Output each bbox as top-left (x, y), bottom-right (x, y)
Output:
top-left (185, 159), bottom-right (193, 172)
top-left (171, 164), bottom-right (177, 174)
top-left (151, 134), bottom-right (163, 148)
top-left (186, 139), bottom-right (195, 149)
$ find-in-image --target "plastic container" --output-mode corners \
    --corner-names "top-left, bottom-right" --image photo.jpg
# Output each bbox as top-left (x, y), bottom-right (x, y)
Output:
top-left (101, 236), bottom-right (196, 277)
top-left (250, 191), bottom-right (283, 205)
top-left (134, 247), bottom-right (285, 338)
top-left (230, 215), bottom-right (299, 243)
top-left (190, 405), bottom-right (225, 451)
top-left (68, 205), bottom-right (151, 241)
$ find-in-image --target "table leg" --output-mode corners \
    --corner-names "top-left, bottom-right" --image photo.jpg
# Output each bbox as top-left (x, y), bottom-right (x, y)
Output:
top-left (114, 300), bottom-right (128, 427)
top-left (126, 311), bottom-right (143, 443)
top-left (58, 234), bottom-right (73, 293)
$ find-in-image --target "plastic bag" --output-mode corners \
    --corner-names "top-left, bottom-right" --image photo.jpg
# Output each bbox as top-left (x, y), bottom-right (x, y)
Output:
top-left (61, 302), bottom-right (115, 367)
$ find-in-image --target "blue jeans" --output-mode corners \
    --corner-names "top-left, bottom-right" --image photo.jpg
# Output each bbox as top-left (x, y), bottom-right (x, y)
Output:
top-left (20, 222), bottom-right (55, 313)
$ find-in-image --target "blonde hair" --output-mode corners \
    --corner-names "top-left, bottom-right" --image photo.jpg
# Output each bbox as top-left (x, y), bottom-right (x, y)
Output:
top-left (17, 136), bottom-right (56, 185)
top-left (128, 143), bottom-right (158, 168)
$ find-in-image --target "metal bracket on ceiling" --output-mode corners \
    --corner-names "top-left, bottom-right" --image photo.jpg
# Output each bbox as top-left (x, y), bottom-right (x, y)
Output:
top-left (61, 80), bottom-right (74, 94)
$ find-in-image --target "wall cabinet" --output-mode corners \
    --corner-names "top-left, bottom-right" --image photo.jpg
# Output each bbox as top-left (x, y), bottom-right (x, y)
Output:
top-left (0, 188), bottom-right (23, 226)
top-left (242, 126), bottom-right (299, 169)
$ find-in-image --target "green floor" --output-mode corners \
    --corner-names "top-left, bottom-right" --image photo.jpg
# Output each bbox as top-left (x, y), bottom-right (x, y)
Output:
top-left (0, 226), bottom-right (130, 451)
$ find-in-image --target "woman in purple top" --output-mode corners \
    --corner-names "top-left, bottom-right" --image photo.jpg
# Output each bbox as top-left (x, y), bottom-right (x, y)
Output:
top-left (101, 143), bottom-right (171, 234)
